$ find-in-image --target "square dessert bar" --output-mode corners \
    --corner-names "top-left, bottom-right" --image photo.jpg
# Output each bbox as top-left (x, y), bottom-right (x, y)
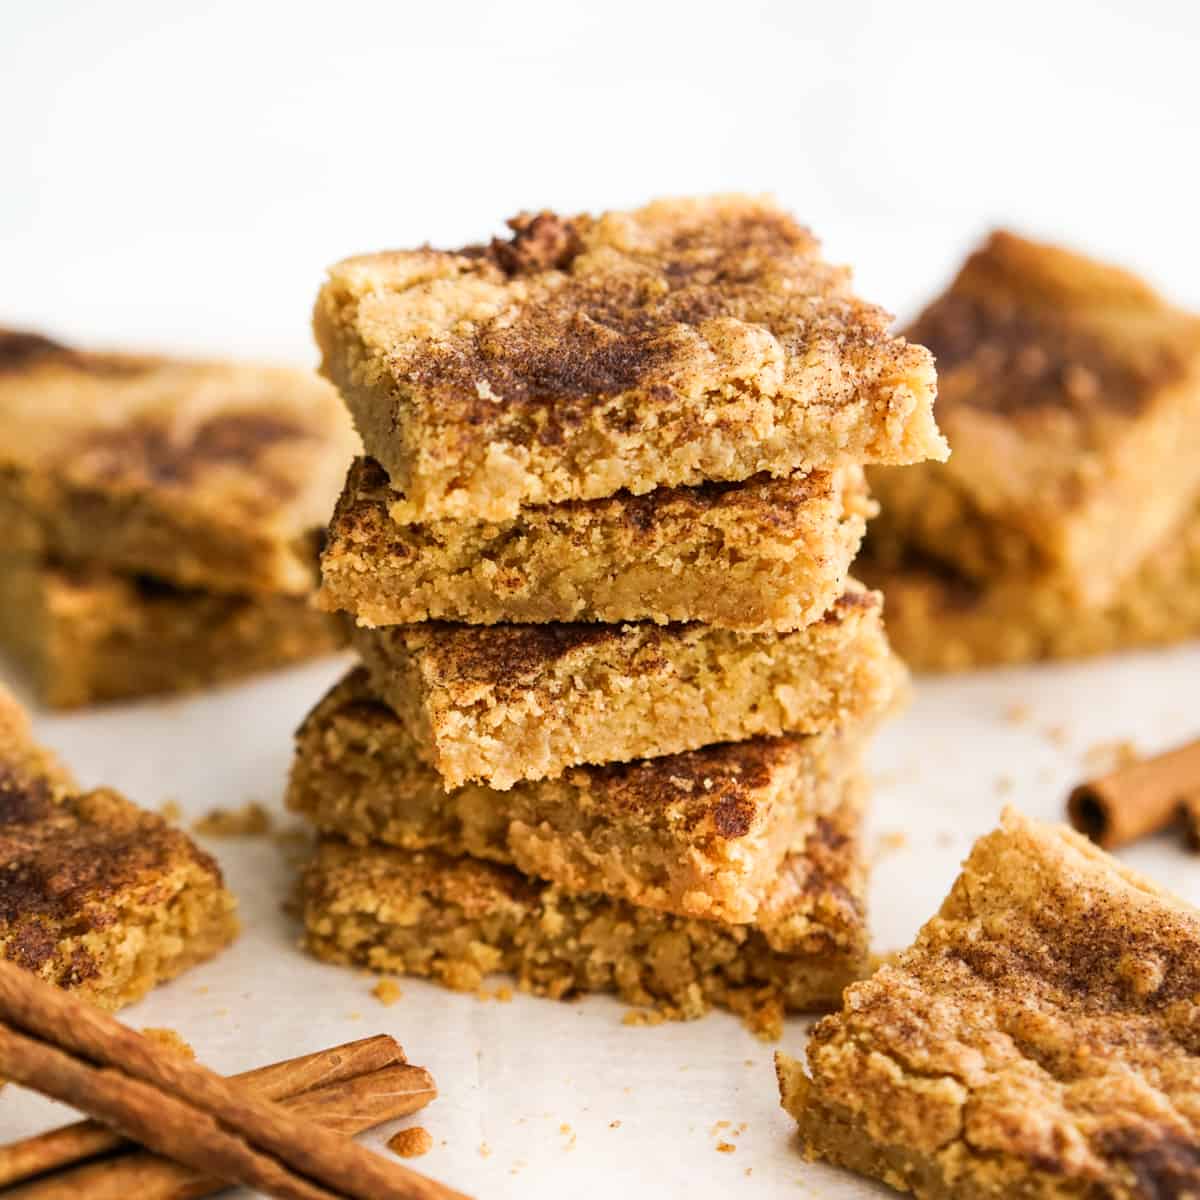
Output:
top-left (859, 499), bottom-right (1200, 671)
top-left (0, 329), bottom-right (359, 596)
top-left (314, 196), bottom-right (945, 522)
top-left (778, 808), bottom-right (1200, 1199)
top-left (869, 231), bottom-right (1200, 605)
top-left (318, 457), bottom-right (872, 631)
top-left (0, 558), bottom-right (345, 709)
top-left (0, 687), bottom-right (238, 1009)
top-left (288, 669), bottom-right (867, 923)
top-left (301, 780), bottom-right (869, 1035)
top-left (351, 585), bottom-right (902, 790)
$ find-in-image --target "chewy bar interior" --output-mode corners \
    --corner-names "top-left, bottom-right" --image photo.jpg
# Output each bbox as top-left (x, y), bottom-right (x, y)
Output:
top-left (350, 587), bottom-right (901, 791)
top-left (301, 778), bottom-right (869, 1034)
top-left (288, 668), bottom-right (868, 923)
top-left (0, 329), bottom-right (359, 597)
top-left (314, 196), bottom-right (946, 523)
top-left (868, 231), bottom-right (1200, 606)
top-left (0, 686), bottom-right (238, 1009)
top-left (0, 558), bottom-right (345, 709)
top-left (858, 497), bottom-right (1200, 671)
top-left (778, 807), bottom-right (1200, 1198)
top-left (319, 457), bottom-right (873, 631)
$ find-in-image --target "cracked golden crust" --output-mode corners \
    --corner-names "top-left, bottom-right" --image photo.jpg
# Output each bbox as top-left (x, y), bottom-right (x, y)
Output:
top-left (351, 586), bottom-right (901, 790)
top-left (780, 807), bottom-right (1200, 1198)
top-left (300, 779), bottom-right (869, 1032)
top-left (287, 668), bottom-right (866, 922)
top-left (0, 685), bottom-right (237, 1007)
top-left (858, 498), bottom-right (1200, 671)
top-left (315, 196), bottom-right (945, 521)
top-left (318, 457), bottom-right (870, 630)
top-left (871, 232), bottom-right (1200, 603)
top-left (0, 329), bottom-right (359, 594)
top-left (0, 558), bottom-right (345, 709)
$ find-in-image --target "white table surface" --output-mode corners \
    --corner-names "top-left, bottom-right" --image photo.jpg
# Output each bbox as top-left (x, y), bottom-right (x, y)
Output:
top-left (3, 639), bottom-right (1198, 1198)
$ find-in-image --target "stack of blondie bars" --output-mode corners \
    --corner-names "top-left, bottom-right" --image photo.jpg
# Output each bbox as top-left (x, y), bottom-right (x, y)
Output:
top-left (0, 331), bottom-right (358, 706)
top-left (862, 232), bottom-right (1200, 670)
top-left (289, 197), bottom-right (947, 1031)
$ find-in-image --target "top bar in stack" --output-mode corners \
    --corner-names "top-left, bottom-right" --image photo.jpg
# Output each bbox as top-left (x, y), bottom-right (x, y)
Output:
top-left (868, 232), bottom-right (1200, 606)
top-left (0, 330), bottom-right (359, 596)
top-left (314, 195), bottom-right (946, 523)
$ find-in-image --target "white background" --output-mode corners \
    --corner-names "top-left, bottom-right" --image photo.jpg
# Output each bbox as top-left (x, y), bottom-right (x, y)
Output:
top-left (3, 3), bottom-right (1199, 1197)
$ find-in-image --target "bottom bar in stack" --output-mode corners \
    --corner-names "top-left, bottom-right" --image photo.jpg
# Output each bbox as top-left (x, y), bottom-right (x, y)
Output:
top-left (0, 558), bottom-right (344, 708)
top-left (292, 671), bottom-right (873, 1037)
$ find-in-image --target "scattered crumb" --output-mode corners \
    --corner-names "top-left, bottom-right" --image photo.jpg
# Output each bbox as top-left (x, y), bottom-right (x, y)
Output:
top-left (158, 800), bottom-right (182, 822)
top-left (192, 802), bottom-right (272, 837)
top-left (1003, 701), bottom-right (1031, 724)
top-left (872, 830), bottom-right (908, 862)
top-left (388, 1126), bottom-right (432, 1159)
top-left (1082, 738), bottom-right (1140, 774)
top-left (141, 1028), bottom-right (194, 1058)
top-left (934, 830), bottom-right (956, 848)
top-left (622, 1008), bottom-right (666, 1028)
top-left (372, 979), bottom-right (402, 1007)
top-left (609, 1120), bottom-right (621, 1129)
top-left (478, 1142), bottom-right (491, 1159)
top-left (473, 984), bottom-right (515, 1003)
top-left (716, 1142), bottom-right (736, 1154)
top-left (1043, 724), bottom-right (1070, 747)
top-left (744, 1059), bottom-right (754, 1067)
top-left (994, 774), bottom-right (1014, 796)
top-left (745, 1167), bottom-right (753, 1177)
top-left (347, 1011), bottom-right (362, 1021)
top-left (710, 1120), bottom-right (731, 1136)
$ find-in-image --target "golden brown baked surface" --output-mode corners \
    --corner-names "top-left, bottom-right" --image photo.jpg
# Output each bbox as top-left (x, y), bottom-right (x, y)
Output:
top-left (287, 668), bottom-right (865, 922)
top-left (351, 586), bottom-right (902, 790)
top-left (318, 456), bottom-right (871, 630)
top-left (301, 779), bottom-right (869, 1036)
top-left (0, 329), bottom-right (359, 594)
top-left (315, 196), bottom-right (945, 521)
top-left (858, 498), bottom-right (1200, 671)
top-left (778, 807), bottom-right (1200, 1198)
top-left (0, 558), bottom-right (345, 709)
top-left (0, 686), bottom-right (238, 1008)
top-left (869, 232), bottom-right (1200, 604)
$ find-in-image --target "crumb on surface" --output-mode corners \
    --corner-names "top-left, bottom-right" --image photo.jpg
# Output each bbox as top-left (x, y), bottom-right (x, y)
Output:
top-left (1003, 701), bottom-right (1031, 724)
top-left (1043, 723), bottom-right (1070, 747)
top-left (1082, 738), bottom-right (1140, 773)
top-left (872, 830), bottom-right (908, 861)
top-left (141, 1027), bottom-right (194, 1058)
top-left (716, 1141), bottom-right (736, 1153)
top-left (622, 1008), bottom-right (667, 1028)
top-left (609, 1120), bottom-right (621, 1129)
top-left (478, 1142), bottom-right (492, 1159)
top-left (387, 1126), bottom-right (432, 1158)
top-left (994, 774), bottom-right (1014, 796)
top-left (372, 978), bottom-right (402, 1006)
top-left (192, 801), bottom-right (273, 837)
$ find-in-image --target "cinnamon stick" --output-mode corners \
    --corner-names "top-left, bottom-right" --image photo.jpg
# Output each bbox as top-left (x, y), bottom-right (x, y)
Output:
top-left (0, 959), bottom-right (469, 1200)
top-left (1068, 737), bottom-right (1200, 848)
top-left (0, 1035), bottom-right (406, 1188)
top-left (6, 1063), bottom-right (437, 1200)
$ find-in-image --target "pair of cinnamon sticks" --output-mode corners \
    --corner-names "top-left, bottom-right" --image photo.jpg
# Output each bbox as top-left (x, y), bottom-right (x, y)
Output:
top-left (0, 958), bottom-right (468, 1199)
top-left (1068, 737), bottom-right (1200, 850)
